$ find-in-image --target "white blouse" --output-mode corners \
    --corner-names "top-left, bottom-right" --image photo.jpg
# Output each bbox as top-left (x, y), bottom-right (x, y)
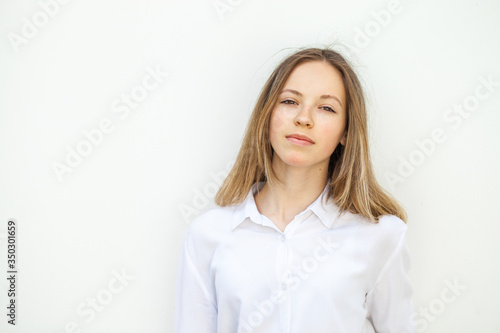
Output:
top-left (175, 182), bottom-right (416, 333)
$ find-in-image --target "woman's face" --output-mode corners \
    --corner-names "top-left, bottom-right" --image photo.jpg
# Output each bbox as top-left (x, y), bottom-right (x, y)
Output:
top-left (269, 60), bottom-right (347, 172)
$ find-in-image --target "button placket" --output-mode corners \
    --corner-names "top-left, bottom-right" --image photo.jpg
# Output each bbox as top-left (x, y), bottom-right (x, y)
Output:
top-left (281, 233), bottom-right (294, 333)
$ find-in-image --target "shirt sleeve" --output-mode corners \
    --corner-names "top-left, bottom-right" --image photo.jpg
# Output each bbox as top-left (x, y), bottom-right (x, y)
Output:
top-left (174, 227), bottom-right (218, 333)
top-left (365, 228), bottom-right (416, 333)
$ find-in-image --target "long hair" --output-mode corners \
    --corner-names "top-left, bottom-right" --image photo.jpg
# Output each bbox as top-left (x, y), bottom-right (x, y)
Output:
top-left (214, 47), bottom-right (407, 223)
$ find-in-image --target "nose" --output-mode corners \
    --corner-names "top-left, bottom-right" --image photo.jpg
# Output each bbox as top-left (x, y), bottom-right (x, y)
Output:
top-left (293, 105), bottom-right (313, 128)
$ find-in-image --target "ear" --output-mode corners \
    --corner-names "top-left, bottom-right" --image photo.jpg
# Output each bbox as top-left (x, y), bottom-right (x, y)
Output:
top-left (340, 131), bottom-right (347, 146)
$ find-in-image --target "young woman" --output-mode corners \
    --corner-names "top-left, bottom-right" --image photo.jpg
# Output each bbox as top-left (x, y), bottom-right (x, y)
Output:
top-left (175, 48), bottom-right (415, 333)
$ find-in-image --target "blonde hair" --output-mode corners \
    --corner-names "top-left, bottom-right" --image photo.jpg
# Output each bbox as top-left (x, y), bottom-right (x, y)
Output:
top-left (215, 47), bottom-right (407, 223)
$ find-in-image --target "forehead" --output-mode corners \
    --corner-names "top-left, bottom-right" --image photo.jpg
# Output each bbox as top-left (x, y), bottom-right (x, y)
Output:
top-left (283, 61), bottom-right (345, 100)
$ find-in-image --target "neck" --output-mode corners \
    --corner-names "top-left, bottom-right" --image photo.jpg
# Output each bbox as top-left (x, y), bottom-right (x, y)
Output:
top-left (254, 157), bottom-right (329, 231)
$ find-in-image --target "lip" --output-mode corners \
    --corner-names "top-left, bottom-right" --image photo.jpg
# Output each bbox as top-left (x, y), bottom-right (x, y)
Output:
top-left (286, 133), bottom-right (314, 146)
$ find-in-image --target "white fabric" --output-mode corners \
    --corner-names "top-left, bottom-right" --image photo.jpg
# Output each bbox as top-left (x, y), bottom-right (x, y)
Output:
top-left (175, 182), bottom-right (416, 333)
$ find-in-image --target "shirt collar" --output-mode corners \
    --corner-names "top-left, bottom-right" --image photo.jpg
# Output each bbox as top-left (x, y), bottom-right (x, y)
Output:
top-left (231, 181), bottom-right (342, 230)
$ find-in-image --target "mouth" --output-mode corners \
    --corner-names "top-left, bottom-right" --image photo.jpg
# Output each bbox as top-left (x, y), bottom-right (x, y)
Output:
top-left (286, 133), bottom-right (314, 146)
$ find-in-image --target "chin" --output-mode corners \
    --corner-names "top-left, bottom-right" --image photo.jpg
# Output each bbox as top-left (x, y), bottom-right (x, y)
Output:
top-left (278, 153), bottom-right (313, 167)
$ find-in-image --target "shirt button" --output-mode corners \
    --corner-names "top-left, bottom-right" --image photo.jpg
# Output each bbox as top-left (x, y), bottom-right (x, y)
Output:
top-left (279, 235), bottom-right (286, 242)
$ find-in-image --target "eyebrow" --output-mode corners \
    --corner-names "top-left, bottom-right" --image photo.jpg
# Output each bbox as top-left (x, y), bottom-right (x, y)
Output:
top-left (280, 89), bottom-right (343, 107)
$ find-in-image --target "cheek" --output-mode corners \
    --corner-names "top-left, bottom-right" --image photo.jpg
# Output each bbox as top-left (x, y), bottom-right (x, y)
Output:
top-left (269, 110), bottom-right (287, 143)
top-left (320, 122), bottom-right (346, 151)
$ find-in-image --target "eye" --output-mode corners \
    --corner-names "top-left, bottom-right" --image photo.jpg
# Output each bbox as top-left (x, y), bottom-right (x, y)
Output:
top-left (280, 99), bottom-right (297, 105)
top-left (321, 106), bottom-right (336, 113)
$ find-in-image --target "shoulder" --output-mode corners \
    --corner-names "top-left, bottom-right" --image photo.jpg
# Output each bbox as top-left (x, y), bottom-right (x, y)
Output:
top-left (340, 212), bottom-right (408, 257)
top-left (185, 205), bottom-right (240, 240)
top-left (180, 205), bottom-right (240, 259)
top-left (339, 211), bottom-right (407, 235)
top-left (347, 212), bottom-right (406, 234)
top-left (373, 214), bottom-right (407, 237)
top-left (365, 214), bottom-right (408, 261)
top-left (365, 213), bottom-right (407, 240)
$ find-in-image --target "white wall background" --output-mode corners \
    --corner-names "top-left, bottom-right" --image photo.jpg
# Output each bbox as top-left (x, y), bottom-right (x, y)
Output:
top-left (1, 0), bottom-right (499, 332)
